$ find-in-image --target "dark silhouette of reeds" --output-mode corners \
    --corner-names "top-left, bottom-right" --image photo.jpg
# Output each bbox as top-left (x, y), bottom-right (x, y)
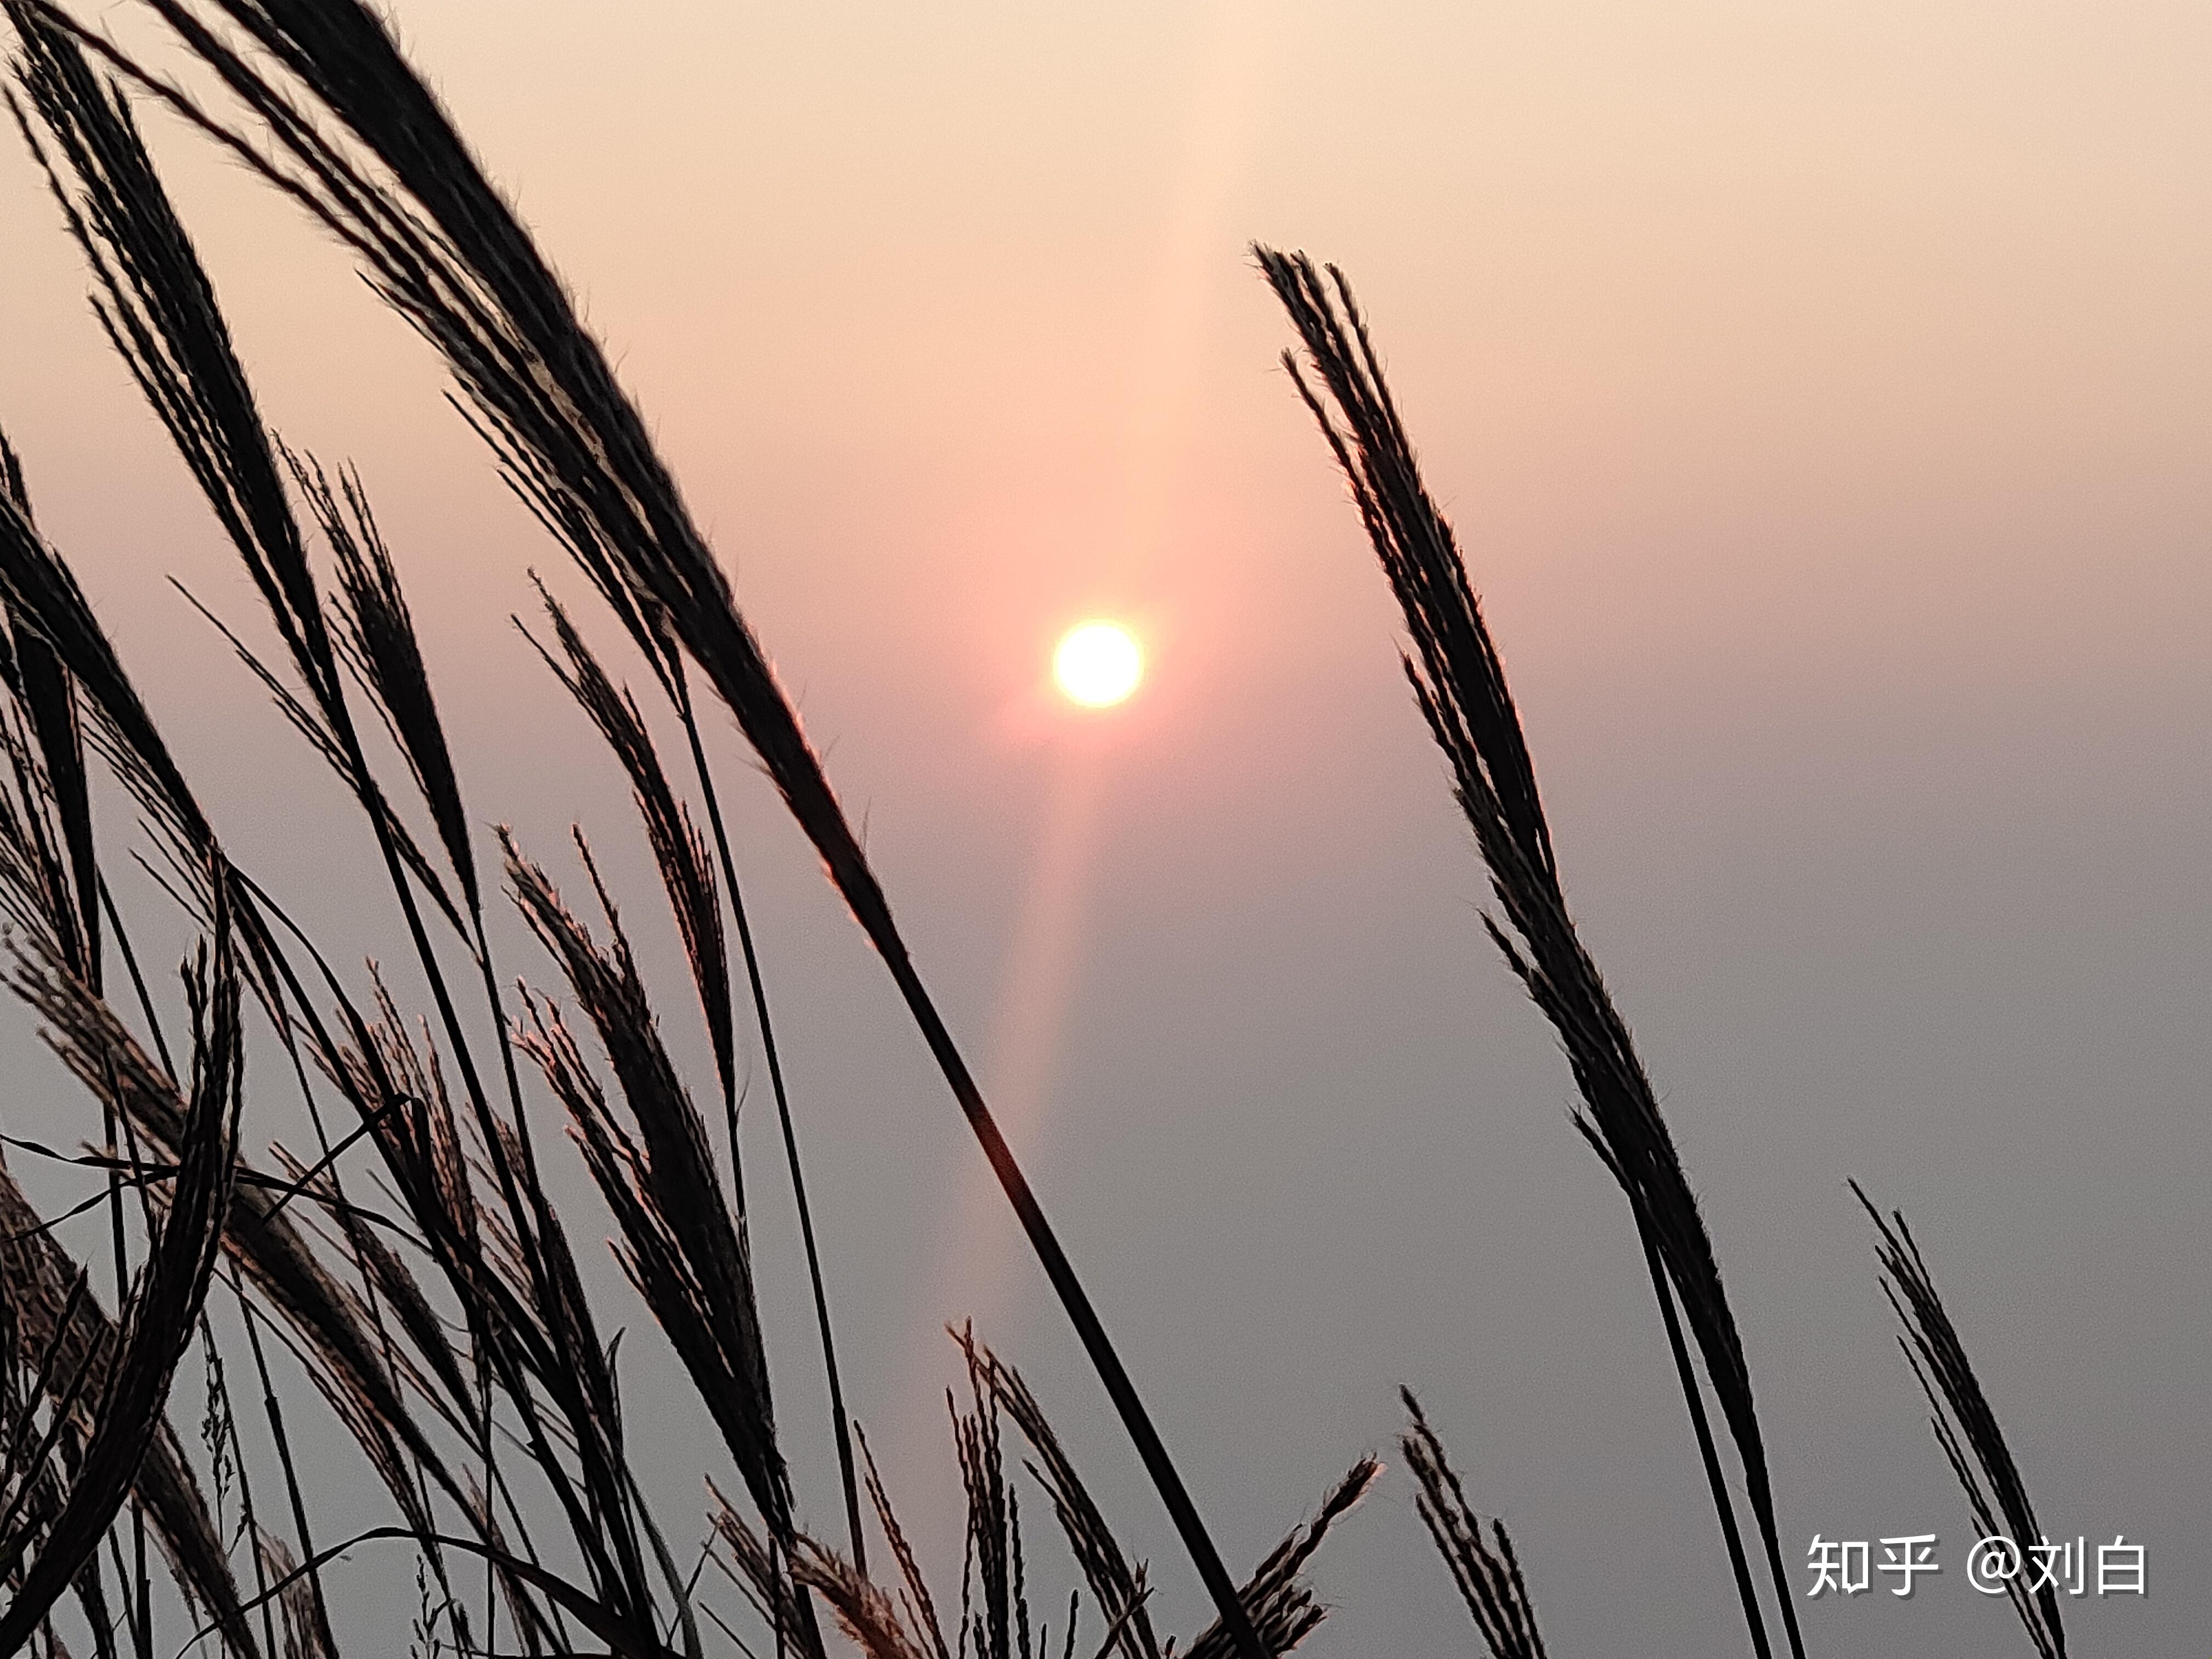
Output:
top-left (716, 1329), bottom-right (1374, 1659)
top-left (9, 4), bottom-right (1261, 1649)
top-left (1398, 1391), bottom-right (1546, 1659)
top-left (506, 827), bottom-right (828, 1658)
top-left (0, 3), bottom-right (2103, 1655)
top-left (516, 578), bottom-right (867, 1586)
top-left (0, 884), bottom-right (241, 1653)
top-left (7, 15), bottom-right (681, 1646)
top-left (0, 9), bottom-right (1399, 1654)
top-left (1854, 1183), bottom-right (2066, 1659)
top-left (1256, 245), bottom-right (1804, 1659)
top-left (0, 1158), bottom-right (261, 1659)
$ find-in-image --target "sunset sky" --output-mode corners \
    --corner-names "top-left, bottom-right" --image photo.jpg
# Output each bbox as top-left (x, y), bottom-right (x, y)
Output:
top-left (1, 3), bottom-right (2207, 1654)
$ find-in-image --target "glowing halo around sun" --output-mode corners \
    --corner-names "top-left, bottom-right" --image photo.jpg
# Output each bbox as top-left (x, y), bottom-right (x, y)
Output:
top-left (1052, 620), bottom-right (1144, 708)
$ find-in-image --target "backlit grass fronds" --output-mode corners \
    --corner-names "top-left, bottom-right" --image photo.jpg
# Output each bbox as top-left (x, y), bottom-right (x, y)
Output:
top-left (950, 1330), bottom-right (1156, 1659)
top-left (524, 587), bottom-right (735, 1150)
top-left (1258, 244), bottom-right (1801, 1659)
top-left (33, 5), bottom-right (1260, 1642)
top-left (0, 447), bottom-right (98, 997)
top-left (0, 891), bottom-right (241, 1651)
top-left (0, 1160), bottom-right (262, 1658)
top-left (1176, 1456), bottom-right (1376, 1659)
top-left (508, 831), bottom-right (825, 1659)
top-left (955, 1329), bottom-right (1377, 1659)
top-left (1398, 1390), bottom-right (1545, 1659)
top-left (1855, 1183), bottom-right (2066, 1659)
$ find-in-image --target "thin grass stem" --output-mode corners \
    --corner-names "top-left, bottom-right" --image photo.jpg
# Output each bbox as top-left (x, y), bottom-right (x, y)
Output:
top-left (673, 665), bottom-right (865, 1575)
top-left (1637, 1213), bottom-right (1770, 1659)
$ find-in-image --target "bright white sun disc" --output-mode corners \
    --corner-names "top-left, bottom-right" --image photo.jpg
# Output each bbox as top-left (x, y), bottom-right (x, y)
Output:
top-left (1053, 621), bottom-right (1143, 708)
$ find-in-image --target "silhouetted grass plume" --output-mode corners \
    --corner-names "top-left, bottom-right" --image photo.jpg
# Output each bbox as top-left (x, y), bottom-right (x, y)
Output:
top-left (1398, 1391), bottom-right (1545, 1659)
top-left (1257, 244), bottom-right (1803, 1659)
top-left (1855, 1182), bottom-right (2067, 1659)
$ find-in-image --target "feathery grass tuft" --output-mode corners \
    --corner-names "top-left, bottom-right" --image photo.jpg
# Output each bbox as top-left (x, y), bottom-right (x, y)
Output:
top-left (1854, 1182), bottom-right (2066, 1659)
top-left (1398, 1390), bottom-right (1546, 1659)
top-left (0, 883), bottom-right (241, 1651)
top-left (506, 829), bottom-right (828, 1659)
top-left (0, 1161), bottom-right (263, 1659)
top-left (1257, 244), bottom-right (1802, 1659)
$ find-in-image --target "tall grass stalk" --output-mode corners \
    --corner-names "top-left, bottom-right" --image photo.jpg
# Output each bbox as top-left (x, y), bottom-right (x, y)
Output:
top-left (1256, 245), bottom-right (1804, 1659)
top-left (1398, 1390), bottom-right (1546, 1659)
top-left (1855, 1182), bottom-right (2066, 1659)
top-left (523, 585), bottom-right (866, 1574)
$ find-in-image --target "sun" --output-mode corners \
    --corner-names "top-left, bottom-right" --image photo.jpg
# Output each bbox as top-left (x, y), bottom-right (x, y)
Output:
top-left (1052, 620), bottom-right (1144, 708)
